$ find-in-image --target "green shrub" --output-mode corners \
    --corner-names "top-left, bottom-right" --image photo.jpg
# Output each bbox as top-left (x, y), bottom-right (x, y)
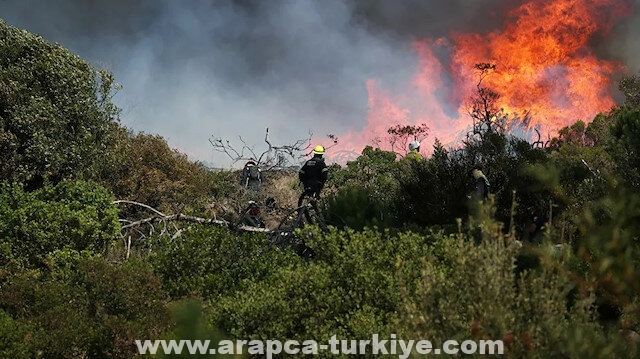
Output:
top-left (158, 300), bottom-right (235, 358)
top-left (0, 20), bottom-right (121, 187)
top-left (609, 107), bottom-right (640, 188)
top-left (0, 309), bottom-right (33, 359)
top-left (100, 133), bottom-right (216, 214)
top-left (325, 185), bottom-right (393, 230)
top-left (327, 146), bottom-right (400, 225)
top-left (147, 226), bottom-right (299, 300)
top-left (210, 226), bottom-right (440, 356)
top-left (397, 208), bottom-right (637, 358)
top-left (0, 180), bottom-right (120, 267)
top-left (0, 250), bottom-right (169, 359)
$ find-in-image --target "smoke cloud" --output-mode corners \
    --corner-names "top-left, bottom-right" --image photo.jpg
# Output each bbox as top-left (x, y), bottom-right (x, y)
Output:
top-left (0, 0), bottom-right (638, 166)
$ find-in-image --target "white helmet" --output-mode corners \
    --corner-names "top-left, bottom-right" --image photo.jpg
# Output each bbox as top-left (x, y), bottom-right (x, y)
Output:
top-left (409, 140), bottom-right (420, 151)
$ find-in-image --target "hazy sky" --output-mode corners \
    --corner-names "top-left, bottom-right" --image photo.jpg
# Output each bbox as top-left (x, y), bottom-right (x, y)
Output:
top-left (1, 0), bottom-right (639, 167)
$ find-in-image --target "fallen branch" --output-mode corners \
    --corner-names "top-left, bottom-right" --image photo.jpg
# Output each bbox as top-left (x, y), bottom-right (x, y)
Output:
top-left (113, 200), bottom-right (273, 235)
top-left (113, 200), bottom-right (167, 216)
top-left (581, 158), bottom-right (603, 180)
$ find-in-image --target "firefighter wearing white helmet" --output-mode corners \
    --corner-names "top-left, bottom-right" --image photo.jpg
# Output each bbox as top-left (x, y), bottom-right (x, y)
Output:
top-left (404, 140), bottom-right (423, 161)
top-left (299, 145), bottom-right (329, 199)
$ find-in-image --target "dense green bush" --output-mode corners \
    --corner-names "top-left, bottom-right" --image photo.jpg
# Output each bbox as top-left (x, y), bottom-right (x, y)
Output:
top-left (609, 107), bottom-right (640, 188)
top-left (99, 133), bottom-right (216, 214)
top-left (147, 226), bottom-right (299, 300)
top-left (394, 148), bottom-right (469, 227)
top-left (572, 184), bottom-right (640, 322)
top-left (398, 209), bottom-right (637, 358)
top-left (325, 185), bottom-right (393, 230)
top-left (0, 250), bottom-right (169, 359)
top-left (0, 180), bottom-right (120, 267)
top-left (210, 227), bottom-right (439, 350)
top-left (208, 211), bottom-right (639, 357)
top-left (157, 300), bottom-right (233, 359)
top-left (0, 309), bottom-right (32, 359)
top-left (0, 20), bottom-right (121, 188)
top-left (327, 146), bottom-right (401, 225)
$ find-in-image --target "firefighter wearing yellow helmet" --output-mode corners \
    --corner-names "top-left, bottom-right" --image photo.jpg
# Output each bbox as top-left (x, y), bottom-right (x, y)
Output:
top-left (298, 145), bottom-right (329, 199)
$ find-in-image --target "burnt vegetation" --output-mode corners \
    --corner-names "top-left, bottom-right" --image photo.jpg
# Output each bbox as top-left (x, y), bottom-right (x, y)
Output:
top-left (2, 21), bottom-right (640, 358)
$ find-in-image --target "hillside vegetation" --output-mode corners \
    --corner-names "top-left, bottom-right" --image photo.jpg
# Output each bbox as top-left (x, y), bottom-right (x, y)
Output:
top-left (1, 20), bottom-right (640, 358)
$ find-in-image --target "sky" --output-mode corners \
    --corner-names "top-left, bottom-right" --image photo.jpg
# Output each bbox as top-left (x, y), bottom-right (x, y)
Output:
top-left (1, 0), bottom-right (639, 168)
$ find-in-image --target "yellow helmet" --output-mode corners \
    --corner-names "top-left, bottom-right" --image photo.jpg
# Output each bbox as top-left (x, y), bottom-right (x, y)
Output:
top-left (312, 145), bottom-right (325, 155)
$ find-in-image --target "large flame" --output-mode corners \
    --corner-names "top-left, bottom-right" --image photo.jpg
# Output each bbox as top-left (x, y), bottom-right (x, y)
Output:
top-left (330, 0), bottom-right (632, 161)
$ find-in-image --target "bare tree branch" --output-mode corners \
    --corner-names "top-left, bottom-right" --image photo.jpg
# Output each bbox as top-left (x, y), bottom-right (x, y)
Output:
top-left (210, 128), bottom-right (336, 169)
top-left (581, 158), bottom-right (603, 180)
top-left (258, 127), bottom-right (274, 165)
top-left (209, 137), bottom-right (240, 162)
top-left (466, 63), bottom-right (504, 140)
top-left (139, 213), bottom-right (228, 228)
top-left (383, 123), bottom-right (430, 156)
top-left (113, 200), bottom-right (274, 251)
top-left (113, 200), bottom-right (167, 216)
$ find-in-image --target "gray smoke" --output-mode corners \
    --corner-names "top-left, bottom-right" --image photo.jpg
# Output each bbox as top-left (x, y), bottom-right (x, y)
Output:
top-left (0, 0), bottom-right (637, 167)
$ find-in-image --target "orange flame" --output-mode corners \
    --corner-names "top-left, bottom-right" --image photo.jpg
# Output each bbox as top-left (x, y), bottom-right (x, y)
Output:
top-left (331, 0), bottom-right (632, 161)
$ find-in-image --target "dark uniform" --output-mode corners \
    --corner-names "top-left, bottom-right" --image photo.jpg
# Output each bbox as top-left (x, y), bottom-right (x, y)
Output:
top-left (298, 154), bottom-right (328, 198)
top-left (472, 169), bottom-right (490, 200)
top-left (241, 161), bottom-right (264, 190)
top-left (476, 176), bottom-right (490, 199)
